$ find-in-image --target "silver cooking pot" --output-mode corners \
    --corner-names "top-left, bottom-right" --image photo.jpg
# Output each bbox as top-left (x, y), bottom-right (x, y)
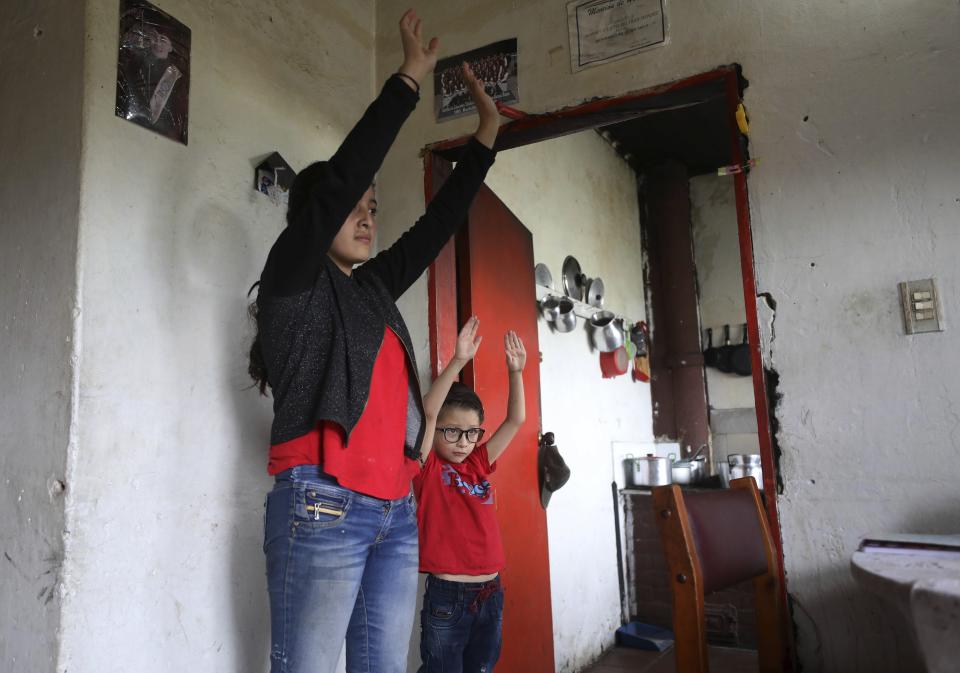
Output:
top-left (728, 454), bottom-right (763, 490)
top-left (669, 453), bottom-right (705, 485)
top-left (539, 296), bottom-right (561, 322)
top-left (589, 310), bottom-right (624, 352)
top-left (555, 298), bottom-right (577, 333)
top-left (624, 454), bottom-right (672, 487)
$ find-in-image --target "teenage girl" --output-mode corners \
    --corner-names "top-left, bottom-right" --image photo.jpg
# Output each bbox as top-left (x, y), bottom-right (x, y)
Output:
top-left (248, 10), bottom-right (501, 673)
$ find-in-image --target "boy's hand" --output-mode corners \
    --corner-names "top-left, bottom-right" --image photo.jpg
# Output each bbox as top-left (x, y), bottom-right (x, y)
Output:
top-left (504, 331), bottom-right (526, 372)
top-left (398, 9), bottom-right (439, 87)
top-left (463, 62), bottom-right (500, 149)
top-left (454, 316), bottom-right (482, 363)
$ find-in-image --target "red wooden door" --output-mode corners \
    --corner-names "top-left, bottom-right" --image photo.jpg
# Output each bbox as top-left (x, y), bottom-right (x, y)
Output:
top-left (457, 185), bottom-right (555, 673)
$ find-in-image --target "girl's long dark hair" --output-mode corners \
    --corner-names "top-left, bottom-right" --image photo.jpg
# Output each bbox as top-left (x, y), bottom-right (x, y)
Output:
top-left (247, 282), bottom-right (270, 396)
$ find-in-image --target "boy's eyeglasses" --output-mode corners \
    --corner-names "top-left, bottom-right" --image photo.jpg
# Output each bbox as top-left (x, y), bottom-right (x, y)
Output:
top-left (436, 427), bottom-right (485, 443)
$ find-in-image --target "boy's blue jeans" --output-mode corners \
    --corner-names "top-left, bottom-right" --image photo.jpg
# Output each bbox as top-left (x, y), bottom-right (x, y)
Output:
top-left (417, 574), bottom-right (504, 673)
top-left (264, 466), bottom-right (419, 673)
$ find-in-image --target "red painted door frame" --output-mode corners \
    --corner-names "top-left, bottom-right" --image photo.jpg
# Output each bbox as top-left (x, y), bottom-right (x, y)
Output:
top-left (423, 65), bottom-right (790, 666)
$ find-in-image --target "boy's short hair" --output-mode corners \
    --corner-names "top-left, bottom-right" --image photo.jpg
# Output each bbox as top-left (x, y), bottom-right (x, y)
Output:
top-left (440, 382), bottom-right (485, 424)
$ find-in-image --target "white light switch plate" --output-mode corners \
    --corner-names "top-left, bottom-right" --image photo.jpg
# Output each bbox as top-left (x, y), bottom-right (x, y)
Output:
top-left (899, 278), bottom-right (944, 334)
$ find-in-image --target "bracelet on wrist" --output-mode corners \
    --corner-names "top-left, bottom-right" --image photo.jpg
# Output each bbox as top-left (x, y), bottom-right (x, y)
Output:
top-left (395, 72), bottom-right (420, 93)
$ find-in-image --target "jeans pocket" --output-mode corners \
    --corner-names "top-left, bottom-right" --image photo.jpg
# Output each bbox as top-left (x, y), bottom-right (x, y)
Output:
top-left (426, 594), bottom-right (462, 629)
top-left (294, 482), bottom-right (351, 528)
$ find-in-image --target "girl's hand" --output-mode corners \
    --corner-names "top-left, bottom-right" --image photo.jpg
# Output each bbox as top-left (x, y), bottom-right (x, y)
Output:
top-left (463, 62), bottom-right (500, 149)
top-left (398, 9), bottom-right (439, 88)
top-left (504, 331), bottom-right (526, 372)
top-left (454, 316), bottom-right (483, 363)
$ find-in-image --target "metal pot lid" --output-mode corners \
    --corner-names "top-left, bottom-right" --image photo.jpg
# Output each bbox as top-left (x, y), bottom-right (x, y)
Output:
top-left (562, 255), bottom-right (586, 302)
top-left (534, 263), bottom-right (554, 289)
top-left (586, 277), bottom-right (605, 307)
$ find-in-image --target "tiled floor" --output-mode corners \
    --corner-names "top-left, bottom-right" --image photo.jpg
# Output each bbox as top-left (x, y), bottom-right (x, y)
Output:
top-left (582, 645), bottom-right (758, 673)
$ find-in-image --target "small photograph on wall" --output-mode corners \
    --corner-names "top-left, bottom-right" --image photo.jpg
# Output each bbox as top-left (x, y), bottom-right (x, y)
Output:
top-left (115, 0), bottom-right (191, 145)
top-left (434, 38), bottom-right (518, 122)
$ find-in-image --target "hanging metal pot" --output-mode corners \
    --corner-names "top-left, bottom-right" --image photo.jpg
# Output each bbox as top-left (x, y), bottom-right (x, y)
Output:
top-left (555, 298), bottom-right (577, 333)
top-left (589, 310), bottom-right (624, 352)
top-left (539, 295), bottom-right (561, 322)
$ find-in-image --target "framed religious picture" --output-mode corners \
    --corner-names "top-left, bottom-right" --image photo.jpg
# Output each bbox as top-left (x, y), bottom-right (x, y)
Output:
top-left (115, 0), bottom-right (191, 144)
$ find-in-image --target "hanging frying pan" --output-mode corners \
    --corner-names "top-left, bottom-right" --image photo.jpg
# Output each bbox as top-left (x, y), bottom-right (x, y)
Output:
top-left (716, 324), bottom-right (735, 373)
top-left (703, 327), bottom-right (719, 369)
top-left (731, 323), bottom-right (752, 376)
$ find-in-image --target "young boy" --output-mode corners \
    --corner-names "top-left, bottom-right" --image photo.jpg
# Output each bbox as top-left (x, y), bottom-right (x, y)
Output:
top-left (414, 316), bottom-right (526, 673)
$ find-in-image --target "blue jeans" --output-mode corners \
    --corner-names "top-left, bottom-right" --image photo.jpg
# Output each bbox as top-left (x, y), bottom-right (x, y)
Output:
top-left (417, 575), bottom-right (504, 673)
top-left (264, 466), bottom-right (419, 673)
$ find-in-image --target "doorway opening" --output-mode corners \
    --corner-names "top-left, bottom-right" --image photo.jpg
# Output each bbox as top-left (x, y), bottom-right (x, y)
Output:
top-left (422, 65), bottom-right (784, 672)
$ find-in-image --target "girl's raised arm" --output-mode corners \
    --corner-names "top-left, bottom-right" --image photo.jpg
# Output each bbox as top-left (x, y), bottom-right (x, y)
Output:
top-left (362, 62), bottom-right (501, 299)
top-left (259, 10), bottom-right (437, 297)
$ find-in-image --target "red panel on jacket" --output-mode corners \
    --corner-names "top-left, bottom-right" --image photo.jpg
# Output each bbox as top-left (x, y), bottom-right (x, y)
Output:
top-left (268, 328), bottom-right (419, 500)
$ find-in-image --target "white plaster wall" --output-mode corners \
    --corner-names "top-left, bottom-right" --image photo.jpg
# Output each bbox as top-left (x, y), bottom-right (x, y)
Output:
top-left (485, 134), bottom-right (652, 673)
top-left (0, 1), bottom-right (84, 671)
top-left (60, 2), bottom-right (376, 672)
top-left (375, 2), bottom-right (960, 671)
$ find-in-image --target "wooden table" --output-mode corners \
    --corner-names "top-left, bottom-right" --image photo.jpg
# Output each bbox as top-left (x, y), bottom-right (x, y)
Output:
top-left (851, 550), bottom-right (960, 673)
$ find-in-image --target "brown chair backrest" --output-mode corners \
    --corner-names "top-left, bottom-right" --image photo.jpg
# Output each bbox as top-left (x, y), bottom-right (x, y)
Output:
top-left (683, 488), bottom-right (769, 594)
top-left (653, 477), bottom-right (789, 673)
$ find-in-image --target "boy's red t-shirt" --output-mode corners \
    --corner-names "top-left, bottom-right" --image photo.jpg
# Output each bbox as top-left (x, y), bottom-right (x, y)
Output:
top-left (267, 327), bottom-right (419, 500)
top-left (413, 444), bottom-right (505, 575)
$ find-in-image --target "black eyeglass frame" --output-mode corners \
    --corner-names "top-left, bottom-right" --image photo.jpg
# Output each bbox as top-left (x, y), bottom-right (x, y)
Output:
top-left (435, 427), bottom-right (486, 444)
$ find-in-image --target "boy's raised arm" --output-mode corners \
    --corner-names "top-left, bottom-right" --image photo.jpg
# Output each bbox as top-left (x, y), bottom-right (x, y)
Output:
top-left (418, 317), bottom-right (483, 462)
top-left (485, 331), bottom-right (526, 464)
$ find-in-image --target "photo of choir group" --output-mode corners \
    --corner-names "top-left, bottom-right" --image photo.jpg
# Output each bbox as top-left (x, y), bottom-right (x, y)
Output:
top-left (434, 38), bottom-right (519, 121)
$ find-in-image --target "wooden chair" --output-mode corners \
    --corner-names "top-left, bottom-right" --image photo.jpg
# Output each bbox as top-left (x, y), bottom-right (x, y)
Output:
top-left (652, 478), bottom-right (788, 673)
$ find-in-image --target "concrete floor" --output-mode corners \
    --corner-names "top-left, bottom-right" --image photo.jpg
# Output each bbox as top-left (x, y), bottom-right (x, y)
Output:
top-left (583, 645), bottom-right (758, 673)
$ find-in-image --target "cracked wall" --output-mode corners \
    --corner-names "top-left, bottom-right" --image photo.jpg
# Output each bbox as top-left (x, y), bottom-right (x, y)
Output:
top-left (374, 1), bottom-right (960, 671)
